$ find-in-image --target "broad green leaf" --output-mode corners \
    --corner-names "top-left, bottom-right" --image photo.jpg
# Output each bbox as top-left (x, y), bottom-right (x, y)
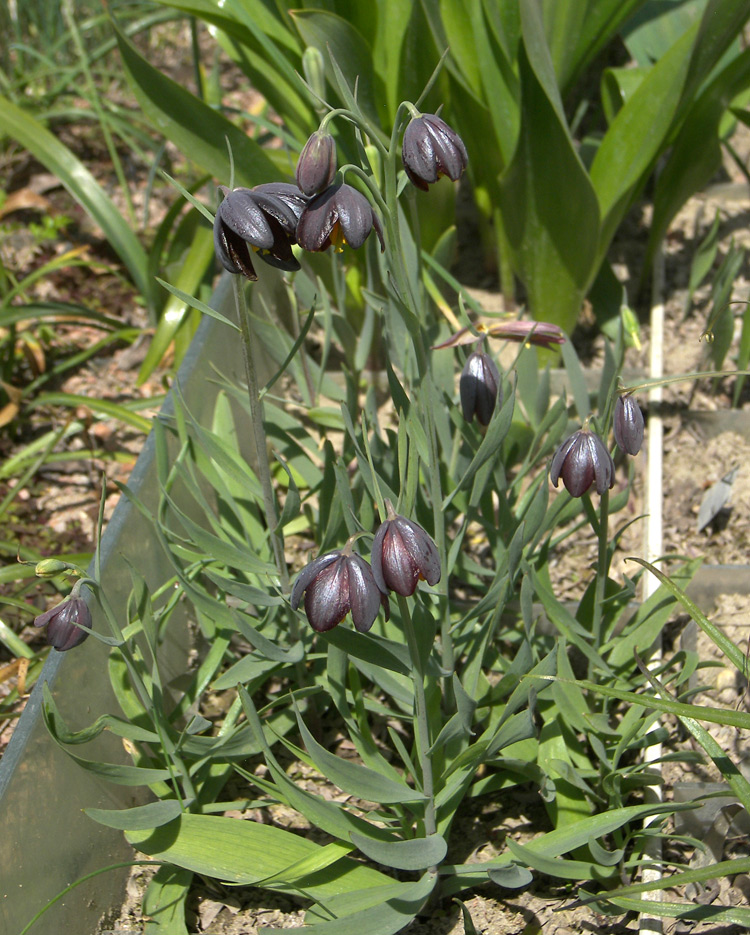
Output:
top-left (595, 895), bottom-right (750, 926)
top-left (506, 834), bottom-right (599, 881)
top-left (241, 689), bottom-right (400, 845)
top-left (549, 0), bottom-right (648, 96)
top-left (295, 707), bottom-right (426, 805)
top-left (498, 31), bottom-right (599, 334)
top-left (84, 800), bottom-right (183, 831)
top-left (487, 864), bottom-right (533, 889)
top-left (591, 23), bottom-right (697, 257)
top-left (647, 47), bottom-right (750, 267)
top-left (284, 872), bottom-right (436, 935)
top-left (143, 865), bottom-right (191, 935)
top-left (349, 832), bottom-right (447, 871)
top-left (0, 93), bottom-right (153, 310)
top-left (622, 0), bottom-right (704, 66)
top-left (320, 626), bottom-right (410, 676)
top-left (115, 27), bottom-right (281, 188)
top-left (470, 0), bottom-right (519, 166)
top-left (127, 813), bottom-right (389, 897)
top-left (291, 11), bottom-right (379, 123)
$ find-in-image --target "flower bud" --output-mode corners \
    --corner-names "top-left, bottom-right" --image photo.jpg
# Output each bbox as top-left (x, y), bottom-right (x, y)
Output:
top-left (550, 429), bottom-right (615, 498)
top-left (613, 395), bottom-right (644, 455)
top-left (291, 547), bottom-right (388, 633)
top-left (371, 503), bottom-right (441, 597)
top-left (296, 130), bottom-right (337, 196)
top-left (302, 46), bottom-right (327, 103)
top-left (460, 350), bottom-right (502, 426)
top-left (34, 559), bottom-right (70, 578)
top-left (34, 596), bottom-right (91, 651)
top-left (402, 113), bottom-right (468, 191)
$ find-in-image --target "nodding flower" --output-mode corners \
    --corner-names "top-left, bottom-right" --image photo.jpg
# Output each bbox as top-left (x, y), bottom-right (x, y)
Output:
top-left (296, 183), bottom-right (384, 253)
top-left (613, 395), bottom-right (645, 456)
top-left (401, 113), bottom-right (468, 191)
top-left (371, 501), bottom-right (441, 598)
top-left (460, 348), bottom-right (502, 427)
top-left (550, 428), bottom-right (615, 498)
top-left (213, 184), bottom-right (307, 280)
top-left (290, 540), bottom-right (388, 633)
top-left (34, 591), bottom-right (91, 652)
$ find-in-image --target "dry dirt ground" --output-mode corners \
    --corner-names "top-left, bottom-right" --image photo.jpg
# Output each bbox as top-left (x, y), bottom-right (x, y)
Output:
top-left (3, 23), bottom-right (750, 935)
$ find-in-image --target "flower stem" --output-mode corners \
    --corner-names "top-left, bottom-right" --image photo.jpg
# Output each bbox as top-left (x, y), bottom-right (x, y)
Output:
top-left (231, 275), bottom-right (289, 593)
top-left (584, 488), bottom-right (610, 671)
top-left (380, 130), bottom-right (453, 686)
top-left (398, 594), bottom-right (437, 841)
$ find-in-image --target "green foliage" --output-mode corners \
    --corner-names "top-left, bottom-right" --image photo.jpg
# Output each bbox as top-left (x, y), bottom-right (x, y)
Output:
top-left (115, 0), bottom-right (750, 335)
top-left (21, 4), bottom-right (750, 932)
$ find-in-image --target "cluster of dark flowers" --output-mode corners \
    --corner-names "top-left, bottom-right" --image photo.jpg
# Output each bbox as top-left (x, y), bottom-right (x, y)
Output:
top-left (291, 502), bottom-right (440, 633)
top-left (214, 112), bottom-right (468, 281)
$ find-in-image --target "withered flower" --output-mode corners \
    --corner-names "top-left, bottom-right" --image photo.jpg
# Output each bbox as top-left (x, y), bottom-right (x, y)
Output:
top-left (213, 184), bottom-right (307, 280)
top-left (433, 319), bottom-right (565, 351)
top-left (296, 183), bottom-right (384, 253)
top-left (402, 113), bottom-right (468, 191)
top-left (296, 130), bottom-right (337, 196)
top-left (34, 594), bottom-right (91, 652)
top-left (291, 542), bottom-right (388, 633)
top-left (371, 501), bottom-right (441, 597)
top-left (460, 348), bottom-right (502, 426)
top-left (613, 395), bottom-right (644, 456)
top-left (550, 428), bottom-right (615, 498)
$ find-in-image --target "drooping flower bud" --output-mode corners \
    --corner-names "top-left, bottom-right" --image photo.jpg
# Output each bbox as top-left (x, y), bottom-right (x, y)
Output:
top-left (34, 558), bottom-right (71, 578)
top-left (550, 428), bottom-right (615, 498)
top-left (460, 349), bottom-right (502, 426)
top-left (371, 501), bottom-right (441, 597)
top-left (34, 594), bottom-right (91, 651)
top-left (290, 544), bottom-right (388, 633)
top-left (302, 46), bottom-right (327, 104)
top-left (613, 395), bottom-right (644, 456)
top-left (296, 130), bottom-right (337, 196)
top-left (401, 113), bottom-right (468, 191)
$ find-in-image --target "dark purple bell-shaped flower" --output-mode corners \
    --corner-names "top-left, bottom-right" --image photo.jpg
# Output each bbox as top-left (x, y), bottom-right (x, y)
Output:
top-left (213, 184), bottom-right (307, 280)
top-left (296, 183), bottom-right (384, 253)
top-left (613, 395), bottom-right (644, 456)
top-left (550, 428), bottom-right (615, 498)
top-left (460, 348), bottom-right (502, 426)
top-left (296, 130), bottom-right (337, 196)
top-left (290, 540), bottom-right (388, 633)
top-left (402, 113), bottom-right (468, 191)
top-left (34, 591), bottom-right (91, 652)
top-left (371, 501), bottom-right (441, 597)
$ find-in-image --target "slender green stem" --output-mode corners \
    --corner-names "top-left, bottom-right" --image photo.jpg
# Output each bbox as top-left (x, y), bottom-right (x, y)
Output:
top-left (231, 275), bottom-right (289, 593)
top-left (397, 594), bottom-right (437, 841)
top-left (585, 488), bottom-right (610, 671)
